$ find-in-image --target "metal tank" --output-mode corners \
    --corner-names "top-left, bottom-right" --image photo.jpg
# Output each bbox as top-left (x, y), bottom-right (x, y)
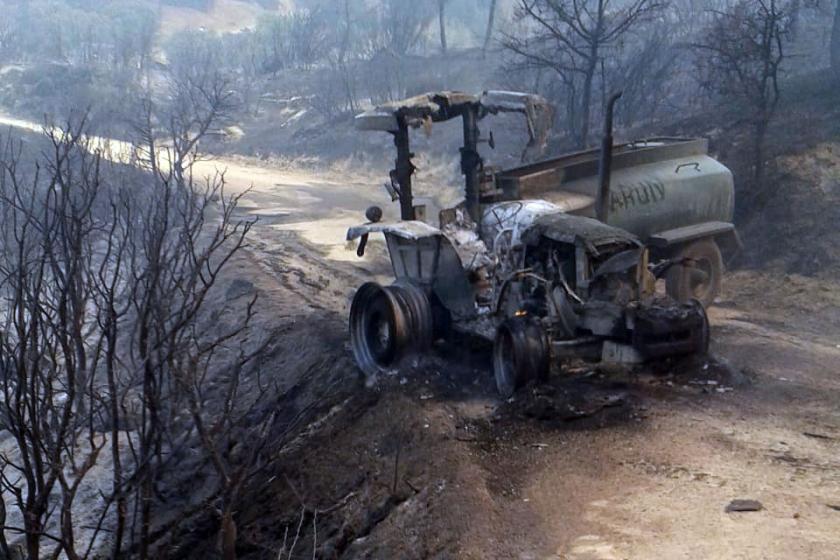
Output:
top-left (494, 138), bottom-right (735, 241)
top-left (345, 90), bottom-right (737, 397)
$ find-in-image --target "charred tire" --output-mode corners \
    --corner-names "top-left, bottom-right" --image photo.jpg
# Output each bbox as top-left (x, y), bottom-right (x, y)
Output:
top-left (666, 239), bottom-right (723, 308)
top-left (493, 317), bottom-right (550, 398)
top-left (390, 280), bottom-right (435, 350)
top-left (349, 282), bottom-right (433, 378)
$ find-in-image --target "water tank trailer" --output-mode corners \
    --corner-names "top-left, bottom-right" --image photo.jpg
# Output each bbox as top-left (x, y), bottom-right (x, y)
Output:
top-left (346, 91), bottom-right (739, 396)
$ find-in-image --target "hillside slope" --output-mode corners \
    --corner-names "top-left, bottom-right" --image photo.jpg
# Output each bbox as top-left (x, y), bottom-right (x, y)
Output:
top-left (158, 0), bottom-right (293, 35)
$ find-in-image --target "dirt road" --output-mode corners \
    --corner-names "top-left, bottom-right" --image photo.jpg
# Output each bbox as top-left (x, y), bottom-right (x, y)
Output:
top-left (201, 155), bottom-right (840, 559)
top-left (3, 115), bottom-right (838, 558)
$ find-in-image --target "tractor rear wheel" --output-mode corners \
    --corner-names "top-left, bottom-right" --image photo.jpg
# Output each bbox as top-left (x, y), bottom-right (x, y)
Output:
top-left (492, 316), bottom-right (550, 398)
top-left (666, 239), bottom-right (723, 308)
top-left (349, 282), bottom-right (433, 380)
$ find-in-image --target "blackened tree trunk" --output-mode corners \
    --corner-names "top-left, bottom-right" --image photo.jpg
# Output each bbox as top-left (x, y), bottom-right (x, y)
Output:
top-left (831, 0), bottom-right (840, 76)
top-left (579, 47), bottom-right (599, 148)
top-left (754, 118), bottom-right (768, 185)
top-left (483, 0), bottom-right (497, 53)
top-left (501, 0), bottom-right (659, 149)
top-left (438, 0), bottom-right (448, 54)
top-left (339, 0), bottom-right (357, 112)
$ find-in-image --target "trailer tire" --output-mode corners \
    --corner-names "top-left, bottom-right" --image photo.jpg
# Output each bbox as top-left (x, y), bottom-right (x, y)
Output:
top-left (493, 316), bottom-right (550, 398)
top-left (666, 239), bottom-right (723, 308)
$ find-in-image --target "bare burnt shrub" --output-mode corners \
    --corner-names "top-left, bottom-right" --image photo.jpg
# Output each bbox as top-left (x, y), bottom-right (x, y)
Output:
top-left (0, 88), bottom-right (266, 558)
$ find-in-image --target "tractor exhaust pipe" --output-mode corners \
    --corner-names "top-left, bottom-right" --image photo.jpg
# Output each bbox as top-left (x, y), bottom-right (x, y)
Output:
top-left (596, 91), bottom-right (622, 223)
top-left (394, 119), bottom-right (416, 221)
top-left (461, 105), bottom-right (482, 223)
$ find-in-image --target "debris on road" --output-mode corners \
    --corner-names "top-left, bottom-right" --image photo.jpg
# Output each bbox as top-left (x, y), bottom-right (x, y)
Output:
top-left (725, 499), bottom-right (764, 513)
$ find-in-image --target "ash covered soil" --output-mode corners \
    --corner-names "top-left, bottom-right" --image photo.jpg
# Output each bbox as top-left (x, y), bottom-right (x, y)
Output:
top-left (164, 159), bottom-right (840, 559)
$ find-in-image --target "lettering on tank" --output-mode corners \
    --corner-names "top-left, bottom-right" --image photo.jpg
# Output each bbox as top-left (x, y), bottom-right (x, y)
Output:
top-left (610, 180), bottom-right (666, 213)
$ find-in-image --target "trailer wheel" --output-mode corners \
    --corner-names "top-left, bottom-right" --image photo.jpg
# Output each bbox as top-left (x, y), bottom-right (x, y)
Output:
top-left (493, 317), bottom-right (550, 398)
top-left (349, 282), bottom-right (433, 379)
top-left (666, 239), bottom-right (723, 307)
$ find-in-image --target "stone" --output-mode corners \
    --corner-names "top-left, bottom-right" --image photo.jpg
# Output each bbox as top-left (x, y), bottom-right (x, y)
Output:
top-left (725, 499), bottom-right (763, 513)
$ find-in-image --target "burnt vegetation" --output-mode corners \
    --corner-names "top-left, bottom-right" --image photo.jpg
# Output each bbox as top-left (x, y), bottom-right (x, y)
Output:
top-left (0, 71), bottom-right (268, 558)
top-left (0, 0), bottom-right (838, 558)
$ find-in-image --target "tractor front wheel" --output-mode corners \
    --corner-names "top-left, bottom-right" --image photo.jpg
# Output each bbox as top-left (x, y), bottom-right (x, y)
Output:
top-left (492, 316), bottom-right (550, 398)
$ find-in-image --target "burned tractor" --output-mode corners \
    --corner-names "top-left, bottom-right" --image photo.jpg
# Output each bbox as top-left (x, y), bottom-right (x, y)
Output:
top-left (347, 91), bottom-right (739, 397)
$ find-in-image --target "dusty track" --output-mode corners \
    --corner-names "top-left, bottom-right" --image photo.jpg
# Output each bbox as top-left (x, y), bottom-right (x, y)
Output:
top-left (208, 160), bottom-right (840, 559)
top-left (3, 114), bottom-right (837, 558)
